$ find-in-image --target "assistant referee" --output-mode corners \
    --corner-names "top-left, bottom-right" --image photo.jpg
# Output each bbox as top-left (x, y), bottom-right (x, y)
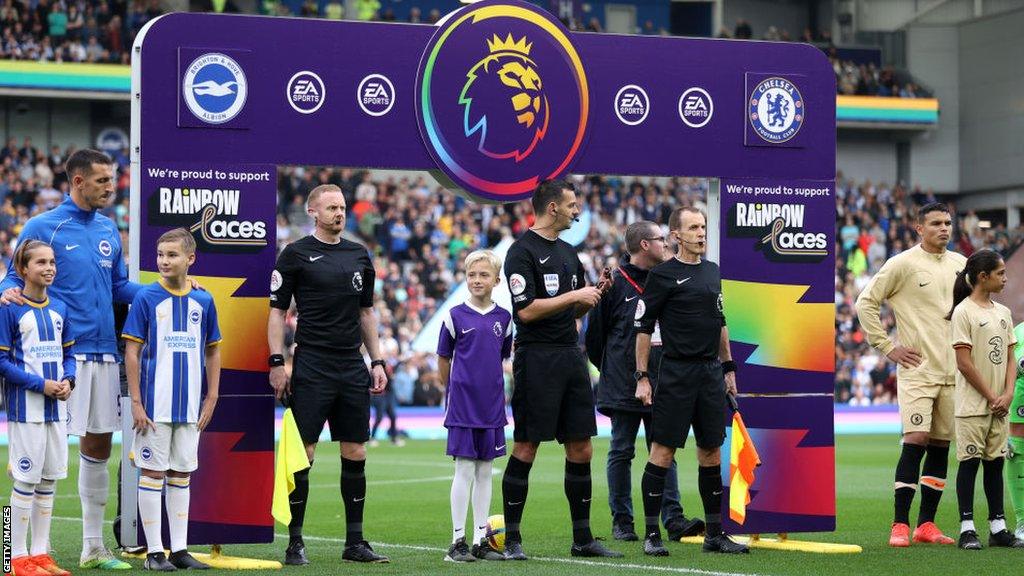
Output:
top-left (500, 179), bottom-right (621, 560)
top-left (268, 184), bottom-right (389, 565)
top-left (634, 207), bottom-right (748, 556)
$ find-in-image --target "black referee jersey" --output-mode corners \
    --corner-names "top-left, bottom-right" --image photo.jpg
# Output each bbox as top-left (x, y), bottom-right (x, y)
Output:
top-left (504, 229), bottom-right (587, 346)
top-left (634, 257), bottom-right (724, 359)
top-left (270, 235), bottom-right (374, 352)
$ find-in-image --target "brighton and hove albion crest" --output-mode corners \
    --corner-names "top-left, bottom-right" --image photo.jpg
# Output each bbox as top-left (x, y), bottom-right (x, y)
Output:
top-left (182, 52), bottom-right (248, 124)
top-left (416, 0), bottom-right (588, 203)
top-left (749, 77), bottom-right (803, 143)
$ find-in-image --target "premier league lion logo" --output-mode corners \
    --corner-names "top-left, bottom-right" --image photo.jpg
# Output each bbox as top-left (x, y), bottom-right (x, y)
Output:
top-left (459, 34), bottom-right (549, 162)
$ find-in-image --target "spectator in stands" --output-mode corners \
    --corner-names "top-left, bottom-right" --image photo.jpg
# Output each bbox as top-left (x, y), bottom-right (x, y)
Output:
top-left (733, 18), bottom-right (752, 39)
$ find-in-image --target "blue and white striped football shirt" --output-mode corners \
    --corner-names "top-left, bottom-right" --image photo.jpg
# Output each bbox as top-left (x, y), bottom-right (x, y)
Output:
top-left (0, 296), bottom-right (76, 423)
top-left (122, 280), bottom-right (222, 423)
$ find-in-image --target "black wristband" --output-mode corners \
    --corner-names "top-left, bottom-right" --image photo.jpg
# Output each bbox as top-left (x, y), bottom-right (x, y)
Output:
top-left (371, 359), bottom-right (386, 370)
top-left (722, 360), bottom-right (737, 374)
top-left (268, 354), bottom-right (285, 368)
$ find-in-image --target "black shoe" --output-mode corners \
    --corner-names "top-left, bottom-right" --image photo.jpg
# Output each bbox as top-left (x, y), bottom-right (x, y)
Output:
top-left (285, 539), bottom-right (309, 565)
top-left (342, 541), bottom-right (390, 563)
top-left (612, 523), bottom-right (639, 541)
top-left (988, 529), bottom-right (1024, 548)
top-left (503, 540), bottom-right (528, 561)
top-left (643, 535), bottom-right (670, 556)
top-left (168, 551), bottom-right (210, 570)
top-left (144, 552), bottom-right (178, 571)
top-left (959, 530), bottom-right (982, 550)
top-left (667, 516), bottom-right (706, 540)
top-left (570, 540), bottom-right (624, 558)
top-left (471, 539), bottom-right (505, 561)
top-left (444, 538), bottom-right (475, 562)
top-left (702, 534), bottom-right (750, 554)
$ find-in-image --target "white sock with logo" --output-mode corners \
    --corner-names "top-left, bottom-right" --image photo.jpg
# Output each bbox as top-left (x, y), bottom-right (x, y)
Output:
top-left (138, 476), bottom-right (165, 554)
top-left (472, 460), bottom-right (494, 543)
top-left (166, 476), bottom-right (191, 553)
top-left (30, 479), bottom-right (56, 556)
top-left (11, 480), bottom-right (35, 558)
top-left (451, 458), bottom-right (474, 543)
top-left (79, 455), bottom-right (109, 551)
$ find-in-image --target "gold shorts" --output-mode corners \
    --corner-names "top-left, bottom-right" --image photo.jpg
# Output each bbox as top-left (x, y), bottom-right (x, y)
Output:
top-left (955, 414), bottom-right (1009, 461)
top-left (897, 381), bottom-right (954, 441)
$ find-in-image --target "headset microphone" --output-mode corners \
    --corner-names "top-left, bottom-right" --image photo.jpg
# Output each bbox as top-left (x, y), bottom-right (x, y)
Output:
top-left (554, 209), bottom-right (581, 223)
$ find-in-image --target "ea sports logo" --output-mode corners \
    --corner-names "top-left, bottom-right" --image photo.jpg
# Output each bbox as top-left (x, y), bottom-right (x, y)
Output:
top-left (287, 71), bottom-right (326, 114)
top-left (749, 76), bottom-right (803, 143)
top-left (678, 87), bottom-right (713, 128)
top-left (357, 74), bottom-right (395, 117)
top-left (17, 456), bottom-right (32, 472)
top-left (614, 85), bottom-right (649, 126)
top-left (183, 53), bottom-right (248, 124)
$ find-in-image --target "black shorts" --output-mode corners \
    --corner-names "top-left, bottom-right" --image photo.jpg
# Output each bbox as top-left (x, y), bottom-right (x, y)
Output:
top-left (650, 357), bottom-right (726, 450)
top-left (511, 346), bottom-right (596, 444)
top-left (290, 346), bottom-right (371, 444)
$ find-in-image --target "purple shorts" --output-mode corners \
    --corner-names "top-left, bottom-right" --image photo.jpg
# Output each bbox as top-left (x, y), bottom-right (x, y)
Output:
top-left (446, 427), bottom-right (507, 461)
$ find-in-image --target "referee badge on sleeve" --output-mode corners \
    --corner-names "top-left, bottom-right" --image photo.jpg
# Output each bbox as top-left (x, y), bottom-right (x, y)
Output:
top-left (271, 270), bottom-right (282, 292)
top-left (352, 271), bottom-right (363, 291)
top-left (544, 273), bottom-right (559, 296)
top-left (634, 299), bottom-right (646, 320)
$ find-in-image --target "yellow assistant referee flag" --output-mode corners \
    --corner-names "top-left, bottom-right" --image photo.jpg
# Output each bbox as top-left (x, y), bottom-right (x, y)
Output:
top-left (272, 408), bottom-right (311, 526)
top-left (728, 411), bottom-right (761, 525)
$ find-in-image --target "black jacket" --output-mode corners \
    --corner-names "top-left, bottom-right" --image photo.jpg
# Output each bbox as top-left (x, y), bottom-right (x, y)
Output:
top-left (586, 263), bottom-right (662, 415)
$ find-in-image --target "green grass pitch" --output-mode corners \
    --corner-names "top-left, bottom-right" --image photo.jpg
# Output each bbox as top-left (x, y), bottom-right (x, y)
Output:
top-left (2, 435), bottom-right (1019, 575)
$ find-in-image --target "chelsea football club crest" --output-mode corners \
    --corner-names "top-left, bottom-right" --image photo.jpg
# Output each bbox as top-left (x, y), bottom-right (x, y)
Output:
top-left (749, 77), bottom-right (803, 143)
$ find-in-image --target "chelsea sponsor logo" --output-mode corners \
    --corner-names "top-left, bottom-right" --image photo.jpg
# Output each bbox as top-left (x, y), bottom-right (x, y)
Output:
top-left (748, 77), bottom-right (803, 143)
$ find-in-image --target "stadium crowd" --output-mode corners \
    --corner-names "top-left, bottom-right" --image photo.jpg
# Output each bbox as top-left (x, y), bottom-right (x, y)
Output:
top-left (1, 140), bottom-right (1021, 409)
top-left (0, 0), bottom-right (926, 98)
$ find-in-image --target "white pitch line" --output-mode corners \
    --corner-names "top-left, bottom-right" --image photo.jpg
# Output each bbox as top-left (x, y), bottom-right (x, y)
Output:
top-left (276, 533), bottom-right (763, 576)
top-left (51, 517), bottom-right (763, 576)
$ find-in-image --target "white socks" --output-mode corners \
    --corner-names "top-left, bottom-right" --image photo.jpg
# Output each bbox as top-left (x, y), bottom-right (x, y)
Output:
top-left (991, 517), bottom-right (1007, 534)
top-left (31, 479), bottom-right (56, 556)
top-left (138, 476), bottom-right (165, 554)
top-left (10, 480), bottom-right (34, 557)
top-left (451, 458), bottom-right (474, 542)
top-left (471, 460), bottom-right (493, 543)
top-left (79, 455), bottom-right (109, 550)
top-left (166, 477), bottom-right (191, 553)
top-left (451, 458), bottom-right (495, 543)
top-left (961, 520), bottom-right (976, 534)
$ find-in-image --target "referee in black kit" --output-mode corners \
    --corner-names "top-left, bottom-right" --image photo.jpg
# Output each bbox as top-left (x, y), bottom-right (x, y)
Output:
top-left (586, 220), bottom-right (704, 542)
top-left (268, 184), bottom-right (390, 565)
top-left (634, 207), bottom-right (749, 556)
top-left (501, 179), bottom-right (622, 560)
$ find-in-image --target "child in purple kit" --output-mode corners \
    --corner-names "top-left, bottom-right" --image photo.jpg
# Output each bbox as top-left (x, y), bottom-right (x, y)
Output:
top-left (438, 249), bottom-right (513, 562)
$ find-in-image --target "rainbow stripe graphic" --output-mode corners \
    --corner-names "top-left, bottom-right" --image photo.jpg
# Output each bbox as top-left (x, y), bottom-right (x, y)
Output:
top-left (0, 61), bottom-right (129, 93)
top-left (836, 95), bottom-right (939, 126)
top-left (418, 2), bottom-right (588, 201)
top-left (723, 279), bottom-right (833, 372)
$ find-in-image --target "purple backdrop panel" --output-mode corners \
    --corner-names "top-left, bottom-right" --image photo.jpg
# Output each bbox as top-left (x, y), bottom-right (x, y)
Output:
top-left (138, 12), bottom-right (835, 182)
top-left (134, 395), bottom-right (275, 546)
top-left (720, 178), bottom-right (835, 394)
top-left (722, 395), bottom-right (836, 534)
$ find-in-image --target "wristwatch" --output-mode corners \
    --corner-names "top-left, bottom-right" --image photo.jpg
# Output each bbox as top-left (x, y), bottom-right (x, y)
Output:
top-left (371, 359), bottom-right (387, 370)
top-left (268, 354), bottom-right (285, 368)
top-left (63, 375), bottom-right (76, 390)
top-left (634, 370), bottom-right (649, 381)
